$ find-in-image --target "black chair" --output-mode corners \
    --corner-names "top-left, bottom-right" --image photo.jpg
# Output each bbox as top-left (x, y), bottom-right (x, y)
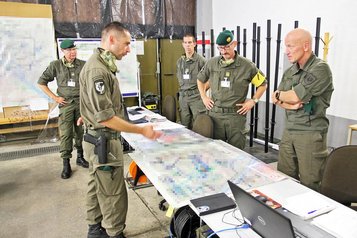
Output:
top-left (320, 145), bottom-right (357, 209)
top-left (192, 114), bottom-right (214, 138)
top-left (162, 95), bottom-right (176, 122)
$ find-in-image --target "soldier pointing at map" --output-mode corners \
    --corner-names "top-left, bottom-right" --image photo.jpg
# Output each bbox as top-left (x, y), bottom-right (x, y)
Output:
top-left (79, 22), bottom-right (162, 238)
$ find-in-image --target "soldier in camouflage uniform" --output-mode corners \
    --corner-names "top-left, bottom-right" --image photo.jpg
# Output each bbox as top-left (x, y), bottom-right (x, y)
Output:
top-left (272, 28), bottom-right (334, 191)
top-left (38, 39), bottom-right (89, 179)
top-left (197, 30), bottom-right (267, 149)
top-left (79, 22), bottom-right (161, 238)
top-left (176, 33), bottom-right (207, 129)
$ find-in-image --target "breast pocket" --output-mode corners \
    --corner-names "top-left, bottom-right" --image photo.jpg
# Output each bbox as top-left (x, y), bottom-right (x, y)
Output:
top-left (210, 70), bottom-right (222, 93)
top-left (230, 71), bottom-right (250, 98)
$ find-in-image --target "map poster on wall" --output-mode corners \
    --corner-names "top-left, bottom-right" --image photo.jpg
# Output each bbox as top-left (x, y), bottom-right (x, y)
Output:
top-left (57, 38), bottom-right (139, 98)
top-left (0, 16), bottom-right (57, 109)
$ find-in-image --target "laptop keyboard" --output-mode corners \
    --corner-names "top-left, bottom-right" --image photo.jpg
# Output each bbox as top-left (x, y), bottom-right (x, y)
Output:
top-left (293, 227), bottom-right (308, 238)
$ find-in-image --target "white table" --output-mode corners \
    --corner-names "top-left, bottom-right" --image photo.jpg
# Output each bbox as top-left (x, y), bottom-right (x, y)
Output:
top-left (123, 107), bottom-right (357, 237)
top-left (195, 179), bottom-right (357, 238)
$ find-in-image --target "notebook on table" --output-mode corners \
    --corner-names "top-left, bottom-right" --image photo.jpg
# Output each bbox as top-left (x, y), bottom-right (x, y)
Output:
top-left (227, 180), bottom-right (334, 238)
top-left (190, 192), bottom-right (236, 216)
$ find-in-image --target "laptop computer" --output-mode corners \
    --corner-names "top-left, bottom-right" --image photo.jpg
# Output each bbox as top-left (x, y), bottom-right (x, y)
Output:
top-left (227, 180), bottom-right (334, 238)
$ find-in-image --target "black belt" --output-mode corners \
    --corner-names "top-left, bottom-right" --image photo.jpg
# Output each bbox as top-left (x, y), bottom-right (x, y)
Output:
top-left (181, 89), bottom-right (199, 97)
top-left (87, 129), bottom-right (120, 140)
top-left (211, 106), bottom-right (236, 113)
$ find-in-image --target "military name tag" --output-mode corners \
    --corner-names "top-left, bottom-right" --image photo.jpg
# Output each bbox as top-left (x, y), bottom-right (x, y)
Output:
top-left (183, 74), bottom-right (190, 80)
top-left (221, 80), bottom-right (230, 88)
top-left (68, 79), bottom-right (75, 87)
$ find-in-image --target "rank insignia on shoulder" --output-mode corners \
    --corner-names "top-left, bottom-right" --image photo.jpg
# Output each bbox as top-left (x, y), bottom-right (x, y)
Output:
top-left (94, 80), bottom-right (105, 95)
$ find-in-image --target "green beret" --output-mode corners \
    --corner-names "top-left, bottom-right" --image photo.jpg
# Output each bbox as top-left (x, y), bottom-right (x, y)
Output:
top-left (216, 30), bottom-right (234, 46)
top-left (60, 39), bottom-right (75, 49)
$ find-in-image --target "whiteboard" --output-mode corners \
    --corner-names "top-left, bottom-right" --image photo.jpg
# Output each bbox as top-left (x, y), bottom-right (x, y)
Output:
top-left (57, 38), bottom-right (139, 98)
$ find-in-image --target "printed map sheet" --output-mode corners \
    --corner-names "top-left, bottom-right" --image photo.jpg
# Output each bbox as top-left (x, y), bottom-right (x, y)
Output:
top-left (123, 128), bottom-right (286, 208)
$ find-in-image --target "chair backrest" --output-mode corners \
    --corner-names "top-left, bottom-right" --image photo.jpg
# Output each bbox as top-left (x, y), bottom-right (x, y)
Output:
top-left (192, 114), bottom-right (214, 138)
top-left (162, 95), bottom-right (176, 122)
top-left (320, 145), bottom-right (357, 205)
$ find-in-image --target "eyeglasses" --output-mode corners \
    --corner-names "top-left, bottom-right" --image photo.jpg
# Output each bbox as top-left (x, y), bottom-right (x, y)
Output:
top-left (217, 42), bottom-right (234, 51)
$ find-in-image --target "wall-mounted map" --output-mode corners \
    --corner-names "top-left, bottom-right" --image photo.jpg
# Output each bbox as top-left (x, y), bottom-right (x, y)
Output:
top-left (57, 38), bottom-right (139, 98)
top-left (0, 16), bottom-right (57, 109)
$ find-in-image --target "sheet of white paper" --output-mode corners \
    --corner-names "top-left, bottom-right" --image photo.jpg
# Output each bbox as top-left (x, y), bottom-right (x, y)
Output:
top-left (312, 207), bottom-right (357, 238)
top-left (284, 191), bottom-right (335, 219)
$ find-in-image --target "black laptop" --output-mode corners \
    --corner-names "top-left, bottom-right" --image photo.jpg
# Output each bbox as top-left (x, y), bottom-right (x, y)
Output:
top-left (227, 180), bottom-right (334, 238)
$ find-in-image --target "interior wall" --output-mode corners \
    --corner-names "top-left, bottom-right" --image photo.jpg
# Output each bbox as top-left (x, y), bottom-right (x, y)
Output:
top-left (196, 0), bottom-right (213, 34)
top-left (209, 0), bottom-right (356, 121)
top-left (196, 0), bottom-right (357, 147)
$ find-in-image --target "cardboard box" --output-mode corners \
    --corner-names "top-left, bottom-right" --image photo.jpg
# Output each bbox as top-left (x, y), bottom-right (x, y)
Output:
top-left (3, 106), bottom-right (31, 120)
top-left (3, 106), bottom-right (48, 122)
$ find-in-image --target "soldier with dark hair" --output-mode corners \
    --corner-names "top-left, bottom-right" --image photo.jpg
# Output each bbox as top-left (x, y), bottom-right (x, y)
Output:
top-left (176, 33), bottom-right (207, 129)
top-left (79, 22), bottom-right (162, 238)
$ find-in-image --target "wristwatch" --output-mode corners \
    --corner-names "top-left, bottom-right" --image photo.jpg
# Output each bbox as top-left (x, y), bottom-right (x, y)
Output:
top-left (252, 98), bottom-right (259, 103)
top-left (275, 91), bottom-right (281, 100)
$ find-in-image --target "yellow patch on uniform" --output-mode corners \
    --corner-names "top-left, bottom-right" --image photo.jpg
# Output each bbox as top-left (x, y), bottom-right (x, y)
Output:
top-left (251, 71), bottom-right (265, 87)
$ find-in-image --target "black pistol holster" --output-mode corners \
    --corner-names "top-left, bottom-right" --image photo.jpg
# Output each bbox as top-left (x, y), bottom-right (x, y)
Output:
top-left (83, 133), bottom-right (108, 164)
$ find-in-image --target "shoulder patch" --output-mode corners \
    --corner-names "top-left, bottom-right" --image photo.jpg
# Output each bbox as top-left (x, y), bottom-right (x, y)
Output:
top-left (302, 72), bottom-right (316, 86)
top-left (94, 80), bottom-right (105, 95)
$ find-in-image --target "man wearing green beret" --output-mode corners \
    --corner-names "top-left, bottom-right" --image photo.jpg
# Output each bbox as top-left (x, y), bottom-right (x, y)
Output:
top-left (38, 39), bottom-right (89, 179)
top-left (176, 33), bottom-right (207, 129)
top-left (197, 30), bottom-right (267, 149)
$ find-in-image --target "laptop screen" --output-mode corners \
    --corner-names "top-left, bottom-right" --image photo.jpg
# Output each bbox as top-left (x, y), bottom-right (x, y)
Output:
top-left (228, 180), bottom-right (296, 238)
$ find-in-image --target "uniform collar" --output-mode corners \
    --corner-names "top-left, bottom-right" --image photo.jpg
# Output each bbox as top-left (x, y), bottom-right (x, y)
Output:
top-left (301, 53), bottom-right (316, 70)
top-left (62, 57), bottom-right (75, 68)
top-left (291, 53), bottom-right (316, 73)
top-left (182, 52), bottom-right (198, 62)
top-left (219, 51), bottom-right (240, 67)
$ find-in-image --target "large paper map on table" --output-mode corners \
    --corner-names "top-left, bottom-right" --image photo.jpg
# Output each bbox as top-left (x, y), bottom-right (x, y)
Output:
top-left (123, 128), bottom-right (286, 208)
